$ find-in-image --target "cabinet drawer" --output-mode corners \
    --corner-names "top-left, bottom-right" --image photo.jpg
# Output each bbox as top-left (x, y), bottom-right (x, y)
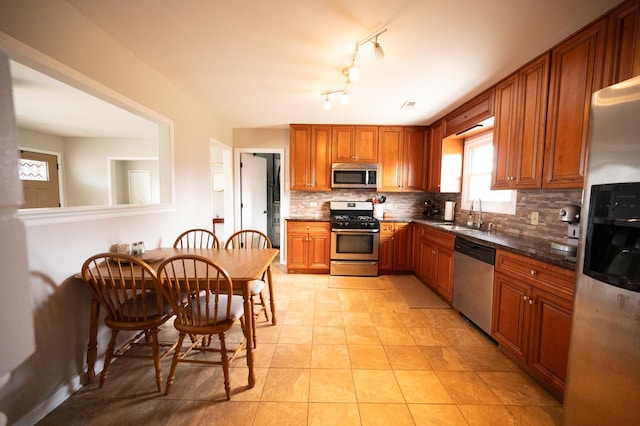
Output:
top-left (288, 221), bottom-right (330, 234)
top-left (495, 249), bottom-right (576, 295)
top-left (380, 222), bottom-right (395, 234)
top-left (421, 226), bottom-right (455, 249)
top-left (444, 89), bottom-right (494, 137)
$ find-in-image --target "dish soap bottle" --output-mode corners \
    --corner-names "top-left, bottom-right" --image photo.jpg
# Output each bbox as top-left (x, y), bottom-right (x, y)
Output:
top-left (466, 212), bottom-right (473, 227)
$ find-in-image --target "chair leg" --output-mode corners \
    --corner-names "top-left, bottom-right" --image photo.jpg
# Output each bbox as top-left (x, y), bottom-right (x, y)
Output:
top-left (149, 328), bottom-right (163, 392)
top-left (165, 332), bottom-right (186, 395)
top-left (219, 332), bottom-right (231, 401)
top-left (250, 295), bottom-right (258, 349)
top-left (258, 291), bottom-right (269, 323)
top-left (100, 330), bottom-right (119, 388)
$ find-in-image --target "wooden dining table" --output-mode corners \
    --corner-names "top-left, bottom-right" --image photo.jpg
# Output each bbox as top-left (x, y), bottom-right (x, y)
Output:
top-left (81, 247), bottom-right (279, 389)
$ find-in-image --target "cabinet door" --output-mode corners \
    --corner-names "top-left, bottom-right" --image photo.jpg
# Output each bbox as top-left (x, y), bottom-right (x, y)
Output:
top-left (308, 230), bottom-right (331, 270)
top-left (492, 272), bottom-right (530, 363)
top-left (393, 223), bottom-right (413, 271)
top-left (379, 235), bottom-right (395, 271)
top-left (492, 73), bottom-right (519, 189)
top-left (543, 18), bottom-right (607, 189)
top-left (412, 224), bottom-right (423, 273)
top-left (378, 127), bottom-right (403, 191)
top-left (354, 126), bottom-right (378, 163)
top-left (331, 126), bottom-right (356, 162)
top-left (427, 121), bottom-right (443, 192)
top-left (419, 238), bottom-right (437, 285)
top-left (402, 127), bottom-right (428, 191)
top-left (310, 125), bottom-right (331, 190)
top-left (605, 0), bottom-right (640, 86)
top-left (289, 125), bottom-right (330, 191)
top-left (434, 247), bottom-right (454, 303)
top-left (529, 287), bottom-right (573, 398)
top-left (287, 229), bottom-right (309, 270)
top-left (290, 125), bottom-right (312, 190)
top-left (515, 53), bottom-right (549, 188)
top-left (443, 88), bottom-right (494, 137)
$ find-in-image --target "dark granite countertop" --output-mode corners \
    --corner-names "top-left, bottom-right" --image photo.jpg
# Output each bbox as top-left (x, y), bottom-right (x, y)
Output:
top-left (285, 216), bottom-right (577, 271)
top-left (412, 219), bottom-right (577, 271)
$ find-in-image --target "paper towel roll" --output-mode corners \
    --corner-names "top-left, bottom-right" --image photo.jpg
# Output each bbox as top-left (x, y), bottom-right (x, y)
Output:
top-left (373, 204), bottom-right (384, 219)
top-left (444, 201), bottom-right (455, 222)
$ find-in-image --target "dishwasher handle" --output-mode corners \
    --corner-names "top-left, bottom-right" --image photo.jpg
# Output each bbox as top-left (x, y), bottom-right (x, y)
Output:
top-left (454, 237), bottom-right (496, 265)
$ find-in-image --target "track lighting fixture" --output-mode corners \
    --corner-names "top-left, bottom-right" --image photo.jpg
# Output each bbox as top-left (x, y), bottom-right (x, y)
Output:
top-left (322, 88), bottom-right (350, 110)
top-left (321, 28), bottom-right (387, 108)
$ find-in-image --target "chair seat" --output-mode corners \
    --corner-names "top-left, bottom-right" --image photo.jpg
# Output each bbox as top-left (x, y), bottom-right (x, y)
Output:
top-left (249, 279), bottom-right (265, 295)
top-left (189, 294), bottom-right (244, 323)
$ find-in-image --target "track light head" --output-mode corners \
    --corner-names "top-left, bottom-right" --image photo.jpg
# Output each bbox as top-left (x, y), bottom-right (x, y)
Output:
top-left (341, 91), bottom-right (349, 105)
top-left (374, 39), bottom-right (384, 58)
top-left (323, 94), bottom-right (331, 110)
top-left (342, 66), bottom-right (359, 82)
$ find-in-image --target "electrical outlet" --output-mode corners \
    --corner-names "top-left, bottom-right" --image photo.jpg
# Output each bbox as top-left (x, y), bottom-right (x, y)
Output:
top-left (309, 201), bottom-right (318, 207)
top-left (531, 211), bottom-right (539, 225)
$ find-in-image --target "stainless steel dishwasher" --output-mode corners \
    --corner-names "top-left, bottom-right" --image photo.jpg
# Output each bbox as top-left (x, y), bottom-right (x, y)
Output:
top-left (453, 237), bottom-right (496, 335)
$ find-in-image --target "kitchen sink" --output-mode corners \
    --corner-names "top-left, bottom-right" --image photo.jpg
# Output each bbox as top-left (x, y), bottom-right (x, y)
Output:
top-left (437, 223), bottom-right (472, 230)
top-left (436, 223), bottom-right (483, 233)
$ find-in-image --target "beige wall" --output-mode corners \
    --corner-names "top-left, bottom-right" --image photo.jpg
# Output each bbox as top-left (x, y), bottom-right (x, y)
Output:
top-left (0, 1), bottom-right (234, 424)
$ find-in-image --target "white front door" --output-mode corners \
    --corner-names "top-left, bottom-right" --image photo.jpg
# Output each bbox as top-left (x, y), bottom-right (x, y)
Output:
top-left (240, 153), bottom-right (267, 234)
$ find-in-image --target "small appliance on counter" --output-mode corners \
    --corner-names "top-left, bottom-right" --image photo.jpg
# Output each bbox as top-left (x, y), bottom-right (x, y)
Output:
top-left (550, 204), bottom-right (581, 256)
top-left (422, 199), bottom-right (440, 217)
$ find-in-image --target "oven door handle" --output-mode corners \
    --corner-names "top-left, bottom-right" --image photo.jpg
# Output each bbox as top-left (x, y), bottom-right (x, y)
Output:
top-left (331, 228), bottom-right (380, 233)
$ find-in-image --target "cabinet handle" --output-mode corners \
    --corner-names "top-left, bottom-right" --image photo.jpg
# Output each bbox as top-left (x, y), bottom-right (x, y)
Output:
top-left (529, 299), bottom-right (535, 305)
top-left (530, 270), bottom-right (537, 276)
top-left (523, 295), bottom-right (529, 301)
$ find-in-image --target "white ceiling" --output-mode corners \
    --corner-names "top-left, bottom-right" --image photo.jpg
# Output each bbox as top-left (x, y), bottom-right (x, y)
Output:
top-left (17, 0), bottom-right (625, 133)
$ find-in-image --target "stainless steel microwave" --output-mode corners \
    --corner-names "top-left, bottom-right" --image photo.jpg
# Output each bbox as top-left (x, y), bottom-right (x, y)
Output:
top-left (331, 163), bottom-right (378, 189)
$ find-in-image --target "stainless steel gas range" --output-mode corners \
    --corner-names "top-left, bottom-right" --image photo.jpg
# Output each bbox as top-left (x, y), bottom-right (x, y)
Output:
top-left (329, 201), bottom-right (380, 276)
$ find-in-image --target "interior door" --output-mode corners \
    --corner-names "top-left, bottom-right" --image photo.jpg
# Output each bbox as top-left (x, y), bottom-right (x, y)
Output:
top-left (19, 150), bottom-right (60, 208)
top-left (128, 170), bottom-right (151, 204)
top-left (240, 153), bottom-right (267, 234)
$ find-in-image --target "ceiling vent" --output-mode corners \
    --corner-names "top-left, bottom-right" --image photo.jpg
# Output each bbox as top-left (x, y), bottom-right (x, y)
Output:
top-left (400, 101), bottom-right (416, 110)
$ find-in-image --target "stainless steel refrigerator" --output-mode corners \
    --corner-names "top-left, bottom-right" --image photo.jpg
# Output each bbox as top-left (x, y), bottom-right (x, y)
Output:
top-left (563, 76), bottom-right (640, 424)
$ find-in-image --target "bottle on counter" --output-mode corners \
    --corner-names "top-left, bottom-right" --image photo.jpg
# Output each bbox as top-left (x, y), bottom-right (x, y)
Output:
top-left (466, 213), bottom-right (473, 227)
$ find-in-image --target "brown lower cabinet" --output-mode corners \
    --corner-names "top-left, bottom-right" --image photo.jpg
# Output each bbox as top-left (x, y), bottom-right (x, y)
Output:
top-left (286, 221), bottom-right (331, 273)
top-left (491, 249), bottom-right (576, 401)
top-left (379, 222), bottom-right (412, 273)
top-left (413, 224), bottom-right (455, 304)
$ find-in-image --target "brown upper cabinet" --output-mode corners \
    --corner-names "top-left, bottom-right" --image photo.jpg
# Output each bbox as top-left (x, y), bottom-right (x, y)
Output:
top-left (443, 88), bottom-right (494, 137)
top-left (331, 125), bottom-right (378, 163)
top-left (378, 126), bottom-right (428, 192)
top-left (492, 53), bottom-right (550, 190)
top-left (604, 0), bottom-right (640, 86)
top-left (427, 119), bottom-right (464, 193)
top-left (543, 18), bottom-right (607, 189)
top-left (289, 124), bottom-right (331, 190)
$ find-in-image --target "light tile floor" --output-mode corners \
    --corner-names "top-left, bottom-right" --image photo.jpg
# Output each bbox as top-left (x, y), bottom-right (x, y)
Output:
top-left (38, 263), bottom-right (563, 425)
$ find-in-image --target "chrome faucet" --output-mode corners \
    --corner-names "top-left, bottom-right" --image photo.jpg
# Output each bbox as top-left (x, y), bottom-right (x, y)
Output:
top-left (472, 198), bottom-right (483, 229)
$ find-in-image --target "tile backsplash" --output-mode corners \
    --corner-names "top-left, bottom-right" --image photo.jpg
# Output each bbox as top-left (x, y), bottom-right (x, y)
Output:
top-left (289, 188), bottom-right (583, 244)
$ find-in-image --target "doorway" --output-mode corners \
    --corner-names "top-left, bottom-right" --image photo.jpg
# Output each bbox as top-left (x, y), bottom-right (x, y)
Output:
top-left (234, 149), bottom-right (283, 249)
